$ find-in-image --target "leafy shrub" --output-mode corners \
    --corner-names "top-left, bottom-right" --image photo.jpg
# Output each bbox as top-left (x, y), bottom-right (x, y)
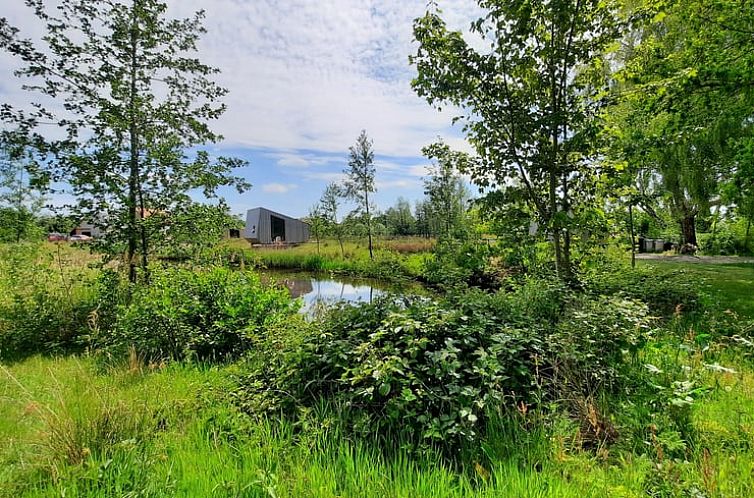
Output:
top-left (0, 244), bottom-right (98, 360)
top-left (102, 267), bottom-right (295, 362)
top-left (422, 242), bottom-right (502, 290)
top-left (242, 286), bottom-right (652, 453)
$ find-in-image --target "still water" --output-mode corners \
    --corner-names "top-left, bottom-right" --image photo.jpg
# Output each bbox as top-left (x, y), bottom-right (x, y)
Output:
top-left (261, 270), bottom-right (412, 314)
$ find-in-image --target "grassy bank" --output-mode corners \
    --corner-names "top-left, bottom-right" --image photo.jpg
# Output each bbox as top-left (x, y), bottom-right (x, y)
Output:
top-left (2, 344), bottom-right (753, 497)
top-left (219, 238), bottom-right (430, 282)
top-left (639, 260), bottom-right (754, 317)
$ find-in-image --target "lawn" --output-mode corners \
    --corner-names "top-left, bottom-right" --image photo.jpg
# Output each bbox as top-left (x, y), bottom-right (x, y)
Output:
top-left (639, 260), bottom-right (754, 318)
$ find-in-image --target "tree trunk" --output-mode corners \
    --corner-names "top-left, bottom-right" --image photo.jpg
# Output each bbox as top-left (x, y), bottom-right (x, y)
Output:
top-left (680, 214), bottom-right (697, 246)
top-left (628, 203), bottom-right (636, 268)
top-left (138, 185), bottom-right (150, 284)
top-left (364, 183), bottom-right (373, 260)
top-left (126, 8), bottom-right (139, 284)
top-left (549, 170), bottom-right (563, 277)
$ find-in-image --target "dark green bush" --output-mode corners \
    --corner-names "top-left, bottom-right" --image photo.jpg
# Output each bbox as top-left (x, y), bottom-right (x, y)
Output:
top-left (242, 286), bottom-right (652, 452)
top-left (102, 267), bottom-right (295, 362)
top-left (422, 241), bottom-right (502, 290)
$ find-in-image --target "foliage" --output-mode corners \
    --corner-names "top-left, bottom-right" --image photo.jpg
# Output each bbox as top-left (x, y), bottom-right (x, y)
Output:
top-left (421, 142), bottom-right (473, 243)
top-left (0, 243), bottom-right (99, 361)
top-left (605, 0), bottom-right (754, 247)
top-left (101, 267), bottom-right (295, 362)
top-left (582, 261), bottom-right (703, 317)
top-left (412, 0), bottom-right (623, 278)
top-left (0, 144), bottom-right (45, 243)
top-left (150, 202), bottom-right (243, 260)
top-left (244, 283), bottom-right (652, 453)
top-left (0, 0), bottom-right (249, 282)
top-left (343, 130), bottom-right (377, 260)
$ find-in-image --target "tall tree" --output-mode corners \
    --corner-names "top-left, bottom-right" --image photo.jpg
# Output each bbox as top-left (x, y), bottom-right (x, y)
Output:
top-left (412, 0), bottom-right (622, 278)
top-left (606, 0), bottom-right (754, 247)
top-left (343, 130), bottom-right (376, 260)
top-left (0, 0), bottom-right (249, 282)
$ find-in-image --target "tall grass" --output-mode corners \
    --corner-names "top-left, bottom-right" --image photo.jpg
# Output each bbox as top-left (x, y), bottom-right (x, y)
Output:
top-left (2, 350), bottom-right (754, 497)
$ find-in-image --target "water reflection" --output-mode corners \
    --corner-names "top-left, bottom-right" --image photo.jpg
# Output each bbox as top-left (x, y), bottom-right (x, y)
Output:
top-left (262, 271), bottom-right (385, 314)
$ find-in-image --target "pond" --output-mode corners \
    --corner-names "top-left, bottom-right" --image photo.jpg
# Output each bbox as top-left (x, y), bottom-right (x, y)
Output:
top-left (260, 270), bottom-right (420, 314)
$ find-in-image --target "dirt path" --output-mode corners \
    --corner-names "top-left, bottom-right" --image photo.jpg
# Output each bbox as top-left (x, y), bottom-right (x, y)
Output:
top-left (636, 254), bottom-right (754, 264)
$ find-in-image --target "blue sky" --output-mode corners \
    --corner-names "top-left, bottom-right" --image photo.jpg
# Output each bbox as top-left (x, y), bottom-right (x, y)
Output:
top-left (1, 1), bottom-right (482, 218)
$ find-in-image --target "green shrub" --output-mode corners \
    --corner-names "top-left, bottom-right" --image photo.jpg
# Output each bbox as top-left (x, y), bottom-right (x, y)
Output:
top-left (102, 267), bottom-right (295, 362)
top-left (0, 244), bottom-right (98, 360)
top-left (242, 286), bottom-right (652, 453)
top-left (422, 242), bottom-right (502, 290)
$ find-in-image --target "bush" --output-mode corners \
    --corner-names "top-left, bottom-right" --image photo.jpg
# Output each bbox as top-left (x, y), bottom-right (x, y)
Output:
top-left (0, 244), bottom-right (99, 360)
top-left (102, 267), bottom-right (295, 362)
top-left (242, 285), bottom-right (652, 453)
top-left (422, 242), bottom-right (503, 290)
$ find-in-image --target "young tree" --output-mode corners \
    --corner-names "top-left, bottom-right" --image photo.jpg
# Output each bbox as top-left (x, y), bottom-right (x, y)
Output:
top-left (319, 182), bottom-right (345, 257)
top-left (422, 142), bottom-right (472, 243)
top-left (343, 130), bottom-right (376, 260)
top-left (0, 0), bottom-right (249, 282)
top-left (412, 1), bottom-right (622, 279)
top-left (307, 204), bottom-right (326, 255)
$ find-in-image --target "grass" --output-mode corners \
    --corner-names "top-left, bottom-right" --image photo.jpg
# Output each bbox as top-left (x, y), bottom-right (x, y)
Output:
top-left (639, 260), bottom-right (754, 317)
top-left (219, 238), bottom-right (429, 282)
top-left (3, 345), bottom-right (754, 496)
top-left (0, 357), bottom-right (673, 497)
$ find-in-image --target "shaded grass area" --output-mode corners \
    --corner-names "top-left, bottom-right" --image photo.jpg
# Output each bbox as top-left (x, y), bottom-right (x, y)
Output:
top-left (638, 260), bottom-right (754, 318)
top-left (2, 351), bottom-right (754, 497)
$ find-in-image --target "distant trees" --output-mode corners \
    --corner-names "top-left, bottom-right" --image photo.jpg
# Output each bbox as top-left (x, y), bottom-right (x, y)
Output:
top-left (0, 142), bottom-right (44, 243)
top-left (382, 197), bottom-right (416, 237)
top-left (343, 130), bottom-right (377, 260)
top-left (0, 0), bottom-right (249, 282)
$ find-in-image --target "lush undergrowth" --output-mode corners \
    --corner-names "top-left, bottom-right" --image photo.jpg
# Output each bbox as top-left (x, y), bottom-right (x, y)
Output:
top-left (2, 242), bottom-right (754, 496)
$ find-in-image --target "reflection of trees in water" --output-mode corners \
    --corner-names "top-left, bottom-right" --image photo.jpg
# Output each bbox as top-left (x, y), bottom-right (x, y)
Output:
top-left (280, 277), bottom-right (313, 298)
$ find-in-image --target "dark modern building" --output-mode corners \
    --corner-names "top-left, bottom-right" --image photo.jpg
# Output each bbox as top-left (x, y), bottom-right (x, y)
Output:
top-left (244, 207), bottom-right (310, 245)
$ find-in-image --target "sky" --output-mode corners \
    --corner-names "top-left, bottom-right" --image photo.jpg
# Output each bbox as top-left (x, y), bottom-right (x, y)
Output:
top-left (0, 0), bottom-right (482, 218)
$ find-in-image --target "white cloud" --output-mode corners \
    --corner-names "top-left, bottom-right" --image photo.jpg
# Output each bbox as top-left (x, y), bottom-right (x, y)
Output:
top-left (262, 182), bottom-right (298, 194)
top-left (376, 179), bottom-right (414, 189)
top-left (155, 1), bottom-right (481, 156)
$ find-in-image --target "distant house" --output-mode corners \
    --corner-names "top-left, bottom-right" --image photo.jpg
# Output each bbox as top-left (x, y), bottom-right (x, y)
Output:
top-left (71, 222), bottom-right (102, 238)
top-left (244, 207), bottom-right (310, 245)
